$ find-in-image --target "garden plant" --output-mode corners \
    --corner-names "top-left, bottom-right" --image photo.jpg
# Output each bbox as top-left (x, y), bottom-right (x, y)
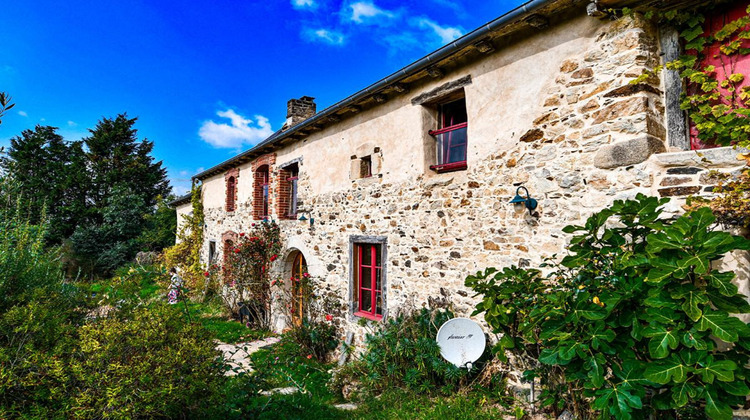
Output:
top-left (467, 194), bottom-right (750, 419)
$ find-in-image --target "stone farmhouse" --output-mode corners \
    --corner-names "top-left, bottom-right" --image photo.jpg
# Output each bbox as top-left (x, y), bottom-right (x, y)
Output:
top-left (173, 0), bottom-right (750, 339)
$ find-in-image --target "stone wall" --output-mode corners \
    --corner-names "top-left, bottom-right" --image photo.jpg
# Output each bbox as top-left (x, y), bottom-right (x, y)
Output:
top-left (193, 12), bottom-right (750, 347)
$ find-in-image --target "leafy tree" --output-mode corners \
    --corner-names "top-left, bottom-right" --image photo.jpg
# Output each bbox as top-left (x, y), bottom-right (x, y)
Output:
top-left (0, 126), bottom-right (88, 243)
top-left (83, 114), bottom-right (169, 211)
top-left (137, 194), bottom-right (178, 252)
top-left (0, 92), bottom-right (14, 126)
top-left (467, 194), bottom-right (750, 419)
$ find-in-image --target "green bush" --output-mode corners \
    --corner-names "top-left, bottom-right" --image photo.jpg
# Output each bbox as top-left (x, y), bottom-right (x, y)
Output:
top-left (0, 186), bottom-right (86, 416)
top-left (336, 308), bottom-right (470, 396)
top-left (288, 319), bottom-right (338, 362)
top-left (70, 303), bottom-right (226, 418)
top-left (467, 194), bottom-right (750, 419)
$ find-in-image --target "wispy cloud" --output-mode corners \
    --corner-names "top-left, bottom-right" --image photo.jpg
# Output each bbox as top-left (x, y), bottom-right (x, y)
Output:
top-left (414, 17), bottom-right (463, 44)
top-left (198, 109), bottom-right (274, 149)
top-left (291, 0), bottom-right (316, 10)
top-left (17, 110), bottom-right (27, 117)
top-left (348, 1), bottom-right (395, 24)
top-left (67, 120), bottom-right (77, 127)
top-left (303, 28), bottom-right (346, 45)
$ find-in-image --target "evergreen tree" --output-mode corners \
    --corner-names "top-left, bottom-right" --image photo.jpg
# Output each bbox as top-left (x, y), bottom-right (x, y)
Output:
top-left (0, 126), bottom-right (87, 243)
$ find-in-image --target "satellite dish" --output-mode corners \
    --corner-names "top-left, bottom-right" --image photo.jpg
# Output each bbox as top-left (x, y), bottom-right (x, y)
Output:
top-left (436, 317), bottom-right (486, 369)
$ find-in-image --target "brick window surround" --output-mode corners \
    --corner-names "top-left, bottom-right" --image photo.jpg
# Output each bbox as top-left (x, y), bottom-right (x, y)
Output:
top-left (276, 162), bottom-right (299, 220)
top-left (221, 231), bottom-right (238, 279)
top-left (252, 154), bottom-right (276, 220)
top-left (225, 168), bottom-right (239, 212)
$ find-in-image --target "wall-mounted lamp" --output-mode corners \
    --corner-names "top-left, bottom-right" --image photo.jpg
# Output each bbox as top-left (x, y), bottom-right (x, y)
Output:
top-left (510, 186), bottom-right (538, 216)
top-left (298, 212), bottom-right (314, 227)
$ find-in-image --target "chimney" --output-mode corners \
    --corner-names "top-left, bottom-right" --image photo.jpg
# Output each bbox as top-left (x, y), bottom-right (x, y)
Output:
top-left (284, 96), bottom-right (316, 130)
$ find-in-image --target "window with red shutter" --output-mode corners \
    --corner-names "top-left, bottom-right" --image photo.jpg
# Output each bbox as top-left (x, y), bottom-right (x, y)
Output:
top-left (688, 1), bottom-right (750, 149)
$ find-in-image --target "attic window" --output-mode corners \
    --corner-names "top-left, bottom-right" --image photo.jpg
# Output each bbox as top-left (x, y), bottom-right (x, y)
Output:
top-left (360, 156), bottom-right (372, 178)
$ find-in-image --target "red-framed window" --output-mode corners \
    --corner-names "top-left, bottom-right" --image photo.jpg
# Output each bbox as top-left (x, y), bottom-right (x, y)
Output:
top-left (287, 165), bottom-right (299, 217)
top-left (688, 0), bottom-right (750, 150)
top-left (354, 243), bottom-right (383, 320)
top-left (253, 165), bottom-right (270, 219)
top-left (226, 176), bottom-right (236, 212)
top-left (430, 97), bottom-right (468, 173)
top-left (223, 239), bottom-right (234, 279)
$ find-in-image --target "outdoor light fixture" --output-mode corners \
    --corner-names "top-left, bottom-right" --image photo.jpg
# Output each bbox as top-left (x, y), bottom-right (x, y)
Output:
top-left (298, 212), bottom-right (314, 227)
top-left (510, 186), bottom-right (538, 215)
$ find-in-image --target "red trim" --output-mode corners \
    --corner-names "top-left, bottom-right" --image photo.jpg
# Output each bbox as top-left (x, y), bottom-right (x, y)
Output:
top-left (428, 122), bottom-right (468, 136)
top-left (430, 160), bottom-right (467, 173)
top-left (354, 311), bottom-right (383, 321)
top-left (355, 244), bottom-right (382, 319)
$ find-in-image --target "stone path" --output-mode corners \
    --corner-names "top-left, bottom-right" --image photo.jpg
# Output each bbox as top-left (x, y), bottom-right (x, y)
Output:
top-left (216, 336), bottom-right (280, 376)
top-left (215, 336), bottom-right (359, 411)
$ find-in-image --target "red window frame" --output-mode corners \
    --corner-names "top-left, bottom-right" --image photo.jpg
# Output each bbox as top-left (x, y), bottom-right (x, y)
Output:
top-left (260, 167), bottom-right (269, 218)
top-left (429, 97), bottom-right (468, 172)
top-left (226, 176), bottom-right (236, 212)
top-left (354, 243), bottom-right (383, 321)
top-left (287, 175), bottom-right (299, 218)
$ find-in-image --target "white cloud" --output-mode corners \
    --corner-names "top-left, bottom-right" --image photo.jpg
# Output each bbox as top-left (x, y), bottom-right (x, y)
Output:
top-left (198, 109), bottom-right (274, 149)
top-left (291, 0), bottom-right (316, 9)
top-left (304, 28), bottom-right (346, 45)
top-left (67, 120), bottom-right (77, 127)
top-left (17, 110), bottom-right (27, 117)
top-left (415, 17), bottom-right (463, 44)
top-left (349, 1), bottom-right (394, 23)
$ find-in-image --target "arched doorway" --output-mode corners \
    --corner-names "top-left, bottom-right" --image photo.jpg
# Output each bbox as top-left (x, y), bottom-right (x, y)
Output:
top-left (290, 251), bottom-right (307, 326)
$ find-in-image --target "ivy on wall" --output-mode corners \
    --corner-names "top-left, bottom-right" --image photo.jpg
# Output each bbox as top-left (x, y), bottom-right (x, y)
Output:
top-left (162, 184), bottom-right (205, 288)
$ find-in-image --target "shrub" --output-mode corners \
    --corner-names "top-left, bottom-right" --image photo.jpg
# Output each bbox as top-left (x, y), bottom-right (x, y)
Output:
top-left (70, 303), bottom-right (226, 418)
top-left (335, 308), bottom-right (470, 397)
top-left (0, 183), bottom-right (87, 417)
top-left (466, 194), bottom-right (750, 420)
top-left (222, 221), bottom-right (281, 328)
top-left (274, 273), bottom-right (345, 362)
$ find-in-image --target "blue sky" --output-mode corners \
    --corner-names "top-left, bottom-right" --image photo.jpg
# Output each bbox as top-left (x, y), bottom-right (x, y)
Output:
top-left (1, 0), bottom-right (525, 195)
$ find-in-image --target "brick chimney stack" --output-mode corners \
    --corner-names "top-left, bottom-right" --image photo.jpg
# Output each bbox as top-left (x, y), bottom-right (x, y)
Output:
top-left (284, 96), bottom-right (316, 130)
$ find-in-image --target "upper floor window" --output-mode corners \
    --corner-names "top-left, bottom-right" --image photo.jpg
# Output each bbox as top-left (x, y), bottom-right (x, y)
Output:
top-left (225, 169), bottom-right (238, 212)
top-left (360, 156), bottom-right (372, 178)
top-left (253, 165), bottom-right (270, 220)
top-left (429, 96), bottom-right (467, 172)
top-left (277, 162), bottom-right (299, 219)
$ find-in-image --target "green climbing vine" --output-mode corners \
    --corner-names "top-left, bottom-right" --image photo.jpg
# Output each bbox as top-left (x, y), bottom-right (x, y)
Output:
top-left (631, 4), bottom-right (750, 149)
top-left (162, 183), bottom-right (205, 289)
top-left (628, 3), bottom-right (750, 231)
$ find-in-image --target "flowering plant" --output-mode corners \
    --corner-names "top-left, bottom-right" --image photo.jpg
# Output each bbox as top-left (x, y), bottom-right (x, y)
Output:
top-left (221, 220), bottom-right (282, 329)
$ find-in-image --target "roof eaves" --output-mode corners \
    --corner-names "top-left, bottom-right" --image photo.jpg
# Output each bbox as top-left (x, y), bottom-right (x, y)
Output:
top-left (192, 0), bottom-right (562, 181)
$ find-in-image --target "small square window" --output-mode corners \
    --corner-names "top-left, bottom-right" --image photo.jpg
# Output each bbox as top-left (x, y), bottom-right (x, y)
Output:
top-left (429, 96), bottom-right (468, 173)
top-left (360, 156), bottom-right (372, 178)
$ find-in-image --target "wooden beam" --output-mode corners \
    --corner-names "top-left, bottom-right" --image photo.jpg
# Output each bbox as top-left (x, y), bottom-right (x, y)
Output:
top-left (373, 93), bottom-right (387, 103)
top-left (393, 83), bottom-right (409, 93)
top-left (427, 67), bottom-right (444, 78)
top-left (474, 39), bottom-right (495, 54)
top-left (660, 25), bottom-right (689, 151)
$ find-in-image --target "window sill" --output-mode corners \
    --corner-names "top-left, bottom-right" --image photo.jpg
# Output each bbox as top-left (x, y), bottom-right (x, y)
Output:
top-left (354, 311), bottom-right (383, 321)
top-left (429, 161), bottom-right (467, 173)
